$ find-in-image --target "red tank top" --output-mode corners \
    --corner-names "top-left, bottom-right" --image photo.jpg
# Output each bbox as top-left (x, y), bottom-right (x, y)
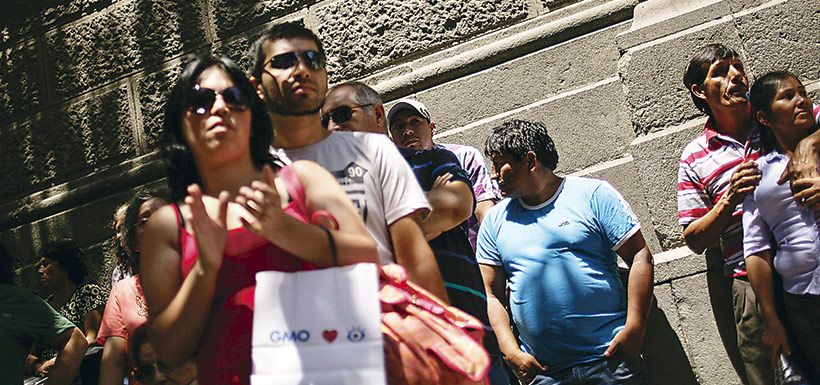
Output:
top-left (175, 165), bottom-right (316, 385)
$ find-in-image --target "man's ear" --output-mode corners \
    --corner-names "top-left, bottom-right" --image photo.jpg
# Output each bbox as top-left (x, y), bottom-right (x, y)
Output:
top-left (525, 151), bottom-right (538, 171)
top-left (374, 103), bottom-right (387, 131)
top-left (251, 76), bottom-right (266, 100)
top-left (690, 83), bottom-right (707, 102)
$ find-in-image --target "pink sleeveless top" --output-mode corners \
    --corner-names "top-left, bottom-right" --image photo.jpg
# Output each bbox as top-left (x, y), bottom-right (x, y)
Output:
top-left (174, 165), bottom-right (316, 385)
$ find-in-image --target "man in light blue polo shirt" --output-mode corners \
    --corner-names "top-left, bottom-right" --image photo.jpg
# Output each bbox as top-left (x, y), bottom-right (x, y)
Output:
top-left (477, 120), bottom-right (655, 384)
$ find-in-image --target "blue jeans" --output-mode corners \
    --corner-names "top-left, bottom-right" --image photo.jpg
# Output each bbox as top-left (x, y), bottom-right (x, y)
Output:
top-left (488, 356), bottom-right (512, 385)
top-left (529, 356), bottom-right (648, 385)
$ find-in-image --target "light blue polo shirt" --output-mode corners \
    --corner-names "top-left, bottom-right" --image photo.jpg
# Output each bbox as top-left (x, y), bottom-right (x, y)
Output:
top-left (477, 177), bottom-right (639, 372)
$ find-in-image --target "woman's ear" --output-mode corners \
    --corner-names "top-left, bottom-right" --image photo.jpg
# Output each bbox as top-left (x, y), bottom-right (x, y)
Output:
top-left (756, 110), bottom-right (772, 128)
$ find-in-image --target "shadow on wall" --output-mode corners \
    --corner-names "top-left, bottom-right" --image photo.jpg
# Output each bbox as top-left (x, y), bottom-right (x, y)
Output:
top-left (641, 295), bottom-right (699, 385)
top-left (619, 247), bottom-right (752, 385)
top-left (619, 267), bottom-right (698, 384)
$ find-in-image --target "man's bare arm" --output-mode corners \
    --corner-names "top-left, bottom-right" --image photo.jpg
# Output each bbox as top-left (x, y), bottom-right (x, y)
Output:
top-left (605, 230), bottom-right (654, 358)
top-left (480, 264), bottom-right (545, 383)
top-left (421, 175), bottom-right (474, 240)
top-left (390, 211), bottom-right (449, 302)
top-left (474, 200), bottom-right (495, 225)
top-left (45, 327), bottom-right (87, 385)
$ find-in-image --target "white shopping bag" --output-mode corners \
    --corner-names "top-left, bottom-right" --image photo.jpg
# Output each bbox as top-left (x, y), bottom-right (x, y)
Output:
top-left (251, 263), bottom-right (386, 385)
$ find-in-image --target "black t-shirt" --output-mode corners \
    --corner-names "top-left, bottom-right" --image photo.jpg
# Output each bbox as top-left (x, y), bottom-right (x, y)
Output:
top-left (399, 146), bottom-right (501, 357)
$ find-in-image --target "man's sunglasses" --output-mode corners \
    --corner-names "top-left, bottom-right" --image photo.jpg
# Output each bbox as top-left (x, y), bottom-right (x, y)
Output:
top-left (269, 50), bottom-right (326, 70)
top-left (185, 84), bottom-right (250, 115)
top-left (321, 104), bottom-right (373, 128)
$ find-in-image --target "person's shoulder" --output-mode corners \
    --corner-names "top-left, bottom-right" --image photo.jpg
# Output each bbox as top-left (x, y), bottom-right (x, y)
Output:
top-left (337, 131), bottom-right (397, 152)
top-left (679, 132), bottom-right (710, 162)
top-left (562, 177), bottom-right (620, 203)
top-left (564, 176), bottom-right (606, 192)
top-left (0, 283), bottom-right (39, 300)
top-left (427, 146), bottom-right (459, 162)
top-left (111, 275), bottom-right (137, 292)
top-left (77, 283), bottom-right (105, 298)
top-left (440, 142), bottom-right (481, 156)
top-left (1, 284), bottom-right (56, 315)
top-left (486, 198), bottom-right (513, 218)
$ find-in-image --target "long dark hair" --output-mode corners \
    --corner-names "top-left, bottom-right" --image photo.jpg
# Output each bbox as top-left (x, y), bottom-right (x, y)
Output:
top-left (113, 190), bottom-right (166, 277)
top-left (749, 71), bottom-right (816, 153)
top-left (161, 54), bottom-right (277, 201)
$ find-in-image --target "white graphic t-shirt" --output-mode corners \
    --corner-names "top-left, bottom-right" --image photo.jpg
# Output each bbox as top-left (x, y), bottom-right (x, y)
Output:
top-left (273, 131), bottom-right (430, 263)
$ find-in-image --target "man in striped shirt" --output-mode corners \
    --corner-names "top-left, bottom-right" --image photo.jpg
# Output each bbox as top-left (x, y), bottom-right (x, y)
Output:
top-left (678, 43), bottom-right (772, 385)
top-left (678, 43), bottom-right (820, 385)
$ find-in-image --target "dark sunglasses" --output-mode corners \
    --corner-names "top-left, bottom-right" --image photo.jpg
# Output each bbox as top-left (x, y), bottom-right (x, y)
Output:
top-left (185, 84), bottom-right (250, 115)
top-left (269, 50), bottom-right (326, 70)
top-left (321, 104), bottom-right (373, 128)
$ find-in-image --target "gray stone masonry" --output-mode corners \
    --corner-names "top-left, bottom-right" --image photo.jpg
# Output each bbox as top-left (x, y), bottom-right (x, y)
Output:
top-left (1, 0), bottom-right (818, 383)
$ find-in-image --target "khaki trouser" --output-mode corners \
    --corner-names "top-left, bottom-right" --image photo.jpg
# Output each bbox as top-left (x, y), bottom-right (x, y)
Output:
top-left (732, 278), bottom-right (775, 385)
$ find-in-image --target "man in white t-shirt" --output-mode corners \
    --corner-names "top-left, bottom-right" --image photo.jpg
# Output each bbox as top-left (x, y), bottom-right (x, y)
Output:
top-left (249, 21), bottom-right (448, 300)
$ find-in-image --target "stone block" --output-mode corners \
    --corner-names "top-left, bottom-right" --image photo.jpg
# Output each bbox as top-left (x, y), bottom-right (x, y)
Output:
top-left (440, 79), bottom-right (634, 175)
top-left (0, 0), bottom-right (115, 45)
top-left (616, 0), bottom-right (730, 50)
top-left (582, 158), bottom-right (663, 254)
top-left (0, 119), bottom-right (35, 200)
top-left (209, 0), bottom-right (317, 39)
top-left (619, 19), bottom-right (741, 134)
top-left (399, 22), bottom-right (627, 132)
top-left (735, 0), bottom-right (820, 82)
top-left (654, 249), bottom-right (706, 283)
top-left (44, 0), bottom-right (208, 101)
top-left (212, 24), bottom-right (272, 75)
top-left (314, 0), bottom-right (528, 82)
top-left (26, 84), bottom-right (137, 191)
top-left (136, 63), bottom-right (185, 149)
top-left (0, 2), bottom-right (40, 46)
top-left (0, 39), bottom-right (44, 122)
top-left (629, 119), bottom-right (704, 250)
top-left (671, 273), bottom-right (743, 385)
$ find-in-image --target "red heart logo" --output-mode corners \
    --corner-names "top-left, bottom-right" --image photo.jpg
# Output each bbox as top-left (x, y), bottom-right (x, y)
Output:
top-left (322, 330), bottom-right (338, 343)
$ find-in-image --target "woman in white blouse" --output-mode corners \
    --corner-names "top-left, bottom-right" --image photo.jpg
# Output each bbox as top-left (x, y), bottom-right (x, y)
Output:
top-left (744, 70), bottom-right (820, 381)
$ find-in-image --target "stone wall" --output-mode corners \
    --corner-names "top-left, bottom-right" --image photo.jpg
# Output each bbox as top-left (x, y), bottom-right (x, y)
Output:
top-left (1, 0), bottom-right (818, 383)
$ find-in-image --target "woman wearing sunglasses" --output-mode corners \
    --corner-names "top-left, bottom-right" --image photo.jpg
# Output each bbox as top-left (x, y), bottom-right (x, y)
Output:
top-left (139, 55), bottom-right (377, 385)
top-left (743, 71), bottom-right (820, 381)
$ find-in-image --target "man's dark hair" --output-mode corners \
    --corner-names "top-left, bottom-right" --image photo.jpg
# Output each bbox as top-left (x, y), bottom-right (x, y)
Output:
top-left (250, 21), bottom-right (325, 80)
top-left (683, 43), bottom-right (742, 116)
top-left (484, 120), bottom-right (559, 170)
top-left (749, 71), bottom-right (816, 153)
top-left (0, 242), bottom-right (13, 284)
top-left (161, 54), bottom-right (277, 201)
top-left (39, 239), bottom-right (87, 286)
top-left (327, 81), bottom-right (383, 107)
